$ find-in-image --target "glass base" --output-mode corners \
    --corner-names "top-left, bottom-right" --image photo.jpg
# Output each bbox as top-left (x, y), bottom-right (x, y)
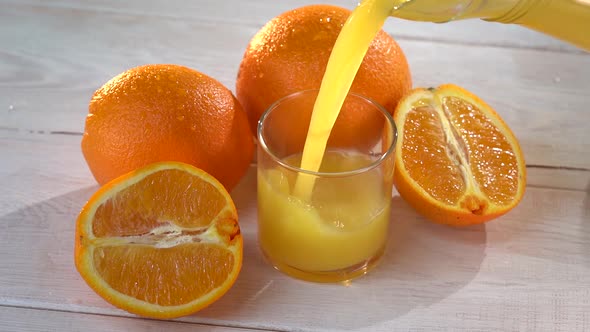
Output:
top-left (261, 246), bottom-right (385, 284)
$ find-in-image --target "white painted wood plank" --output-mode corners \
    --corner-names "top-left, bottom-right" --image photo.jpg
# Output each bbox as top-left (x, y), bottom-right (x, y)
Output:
top-left (1, 130), bottom-right (587, 208)
top-left (398, 41), bottom-right (590, 171)
top-left (1, 1), bottom-right (589, 171)
top-left (0, 131), bottom-right (589, 331)
top-left (1, 0), bottom-right (580, 52)
top-left (527, 166), bottom-right (590, 191)
top-left (0, 306), bottom-right (260, 332)
top-left (1, 0), bottom-right (589, 330)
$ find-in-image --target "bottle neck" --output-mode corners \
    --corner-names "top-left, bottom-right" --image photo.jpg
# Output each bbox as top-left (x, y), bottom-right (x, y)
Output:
top-left (390, 0), bottom-right (523, 22)
top-left (485, 0), bottom-right (543, 23)
top-left (391, 0), bottom-right (590, 51)
top-left (459, 0), bottom-right (521, 20)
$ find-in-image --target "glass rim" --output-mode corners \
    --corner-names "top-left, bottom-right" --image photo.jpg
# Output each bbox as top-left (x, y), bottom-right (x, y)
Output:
top-left (257, 89), bottom-right (398, 178)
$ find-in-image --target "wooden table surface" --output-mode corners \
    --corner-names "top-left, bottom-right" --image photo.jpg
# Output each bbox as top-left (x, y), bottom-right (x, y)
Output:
top-left (1, 0), bottom-right (589, 331)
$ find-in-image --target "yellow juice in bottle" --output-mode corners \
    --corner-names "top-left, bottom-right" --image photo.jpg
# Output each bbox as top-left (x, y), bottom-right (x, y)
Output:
top-left (391, 0), bottom-right (590, 51)
top-left (258, 150), bottom-right (391, 282)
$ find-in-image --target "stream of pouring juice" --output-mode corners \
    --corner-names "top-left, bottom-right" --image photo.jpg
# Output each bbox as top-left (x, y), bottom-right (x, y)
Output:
top-left (294, 0), bottom-right (590, 192)
top-left (292, 0), bottom-right (394, 199)
top-left (257, 0), bottom-right (396, 282)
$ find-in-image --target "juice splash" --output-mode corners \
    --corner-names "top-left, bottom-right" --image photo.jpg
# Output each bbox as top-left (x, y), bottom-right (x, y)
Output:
top-left (293, 0), bottom-right (395, 199)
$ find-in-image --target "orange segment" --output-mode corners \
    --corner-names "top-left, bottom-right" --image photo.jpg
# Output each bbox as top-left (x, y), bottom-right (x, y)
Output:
top-left (394, 84), bottom-right (526, 226)
top-left (401, 103), bottom-right (466, 205)
top-left (92, 169), bottom-right (230, 237)
top-left (93, 244), bottom-right (235, 306)
top-left (75, 161), bottom-right (242, 319)
top-left (442, 96), bottom-right (520, 206)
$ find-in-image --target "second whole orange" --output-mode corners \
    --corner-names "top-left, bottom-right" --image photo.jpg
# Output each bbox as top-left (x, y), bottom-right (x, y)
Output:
top-left (236, 4), bottom-right (412, 144)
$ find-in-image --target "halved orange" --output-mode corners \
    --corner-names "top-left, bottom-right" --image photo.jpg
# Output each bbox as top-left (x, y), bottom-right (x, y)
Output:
top-left (74, 161), bottom-right (242, 319)
top-left (393, 84), bottom-right (526, 226)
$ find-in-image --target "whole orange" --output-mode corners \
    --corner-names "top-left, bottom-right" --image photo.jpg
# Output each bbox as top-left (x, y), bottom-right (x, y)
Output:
top-left (82, 64), bottom-right (254, 191)
top-left (236, 4), bottom-right (412, 142)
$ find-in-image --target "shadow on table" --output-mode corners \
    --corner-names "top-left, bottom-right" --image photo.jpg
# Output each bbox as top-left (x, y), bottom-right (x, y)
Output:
top-left (340, 196), bottom-right (487, 328)
top-left (0, 185), bottom-right (102, 306)
top-left (4, 168), bottom-right (485, 330)
top-left (582, 182), bottom-right (590, 268)
top-left (203, 169), bottom-right (487, 331)
top-left (477, 183), bottom-right (590, 268)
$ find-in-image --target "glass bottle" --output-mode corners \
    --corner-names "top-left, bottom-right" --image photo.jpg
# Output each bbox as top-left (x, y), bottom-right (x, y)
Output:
top-left (390, 0), bottom-right (590, 51)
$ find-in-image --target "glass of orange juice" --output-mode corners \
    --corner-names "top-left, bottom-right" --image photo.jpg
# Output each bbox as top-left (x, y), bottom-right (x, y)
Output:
top-left (256, 89), bottom-right (397, 283)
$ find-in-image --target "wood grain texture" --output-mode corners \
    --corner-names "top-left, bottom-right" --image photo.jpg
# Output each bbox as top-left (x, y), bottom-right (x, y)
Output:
top-left (1, 0), bottom-right (588, 173)
top-left (1, 131), bottom-right (589, 331)
top-left (1, 0), bottom-right (589, 330)
top-left (0, 306), bottom-right (260, 332)
top-left (2, 0), bottom-right (582, 51)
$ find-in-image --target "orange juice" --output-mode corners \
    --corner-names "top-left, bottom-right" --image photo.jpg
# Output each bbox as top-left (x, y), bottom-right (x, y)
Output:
top-left (258, 0), bottom-right (589, 284)
top-left (258, 150), bottom-right (391, 282)
top-left (294, 0), bottom-right (395, 199)
top-left (297, 0), bottom-right (590, 200)
top-left (256, 0), bottom-right (397, 283)
top-left (391, 0), bottom-right (590, 51)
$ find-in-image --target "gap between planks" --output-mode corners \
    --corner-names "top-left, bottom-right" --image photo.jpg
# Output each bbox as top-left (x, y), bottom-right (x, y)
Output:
top-left (0, 303), bottom-right (289, 332)
top-left (1, 127), bottom-right (589, 192)
top-left (0, 0), bottom-right (583, 55)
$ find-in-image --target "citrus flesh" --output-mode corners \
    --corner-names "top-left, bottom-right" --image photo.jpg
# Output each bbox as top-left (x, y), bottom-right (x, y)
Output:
top-left (75, 161), bottom-right (242, 319)
top-left (394, 84), bottom-right (526, 226)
